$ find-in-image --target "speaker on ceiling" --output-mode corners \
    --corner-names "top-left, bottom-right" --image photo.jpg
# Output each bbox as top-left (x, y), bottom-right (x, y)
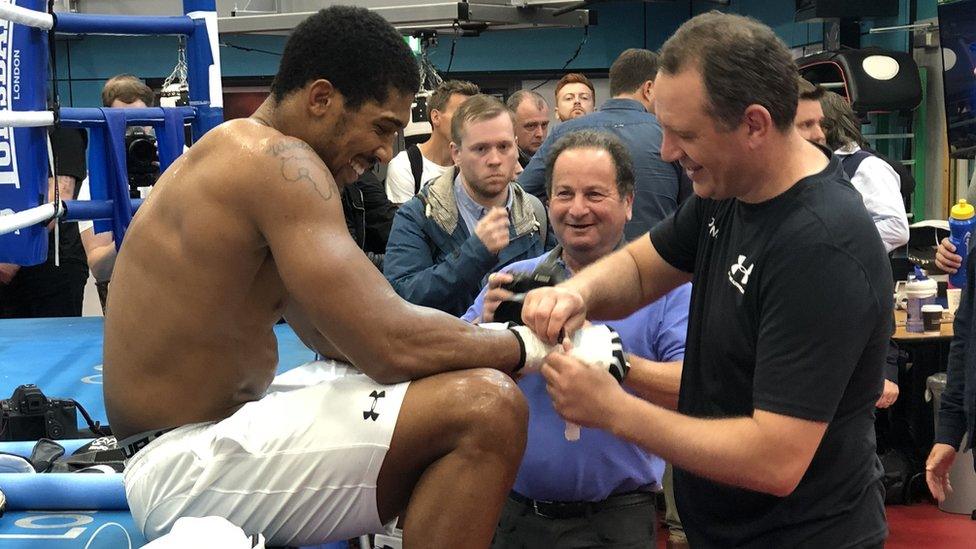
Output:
top-left (798, 49), bottom-right (921, 114)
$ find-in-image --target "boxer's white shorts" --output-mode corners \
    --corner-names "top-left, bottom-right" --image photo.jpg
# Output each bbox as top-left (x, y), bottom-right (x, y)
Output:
top-left (124, 370), bottom-right (410, 546)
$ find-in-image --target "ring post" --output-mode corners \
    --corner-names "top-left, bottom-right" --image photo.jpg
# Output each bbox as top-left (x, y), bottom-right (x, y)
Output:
top-left (0, 0), bottom-right (51, 265)
top-left (185, 0), bottom-right (223, 140)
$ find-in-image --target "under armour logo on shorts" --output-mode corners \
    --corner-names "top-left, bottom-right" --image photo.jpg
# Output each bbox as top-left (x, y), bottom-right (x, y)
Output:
top-left (363, 390), bottom-right (385, 421)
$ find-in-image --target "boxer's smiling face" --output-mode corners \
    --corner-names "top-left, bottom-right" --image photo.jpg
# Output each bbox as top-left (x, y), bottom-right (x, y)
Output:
top-left (305, 80), bottom-right (412, 186)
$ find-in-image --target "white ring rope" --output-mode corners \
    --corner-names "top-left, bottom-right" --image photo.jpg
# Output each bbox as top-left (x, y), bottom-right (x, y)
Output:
top-left (0, 201), bottom-right (63, 236)
top-left (0, 110), bottom-right (55, 128)
top-left (0, 2), bottom-right (53, 30)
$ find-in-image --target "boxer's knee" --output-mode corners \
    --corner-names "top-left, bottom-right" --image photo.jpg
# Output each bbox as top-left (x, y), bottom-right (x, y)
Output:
top-left (444, 369), bottom-right (528, 458)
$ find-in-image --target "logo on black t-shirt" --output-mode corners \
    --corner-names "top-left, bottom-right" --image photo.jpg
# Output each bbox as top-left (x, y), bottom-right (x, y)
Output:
top-left (708, 216), bottom-right (719, 238)
top-left (728, 254), bottom-right (754, 294)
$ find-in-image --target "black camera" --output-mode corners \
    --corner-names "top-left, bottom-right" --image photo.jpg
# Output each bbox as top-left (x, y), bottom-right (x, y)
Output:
top-left (125, 126), bottom-right (160, 197)
top-left (0, 385), bottom-right (79, 441)
top-left (493, 260), bottom-right (566, 325)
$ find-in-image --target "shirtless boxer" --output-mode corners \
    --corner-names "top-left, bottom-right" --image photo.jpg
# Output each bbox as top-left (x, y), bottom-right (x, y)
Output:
top-left (103, 7), bottom-right (542, 547)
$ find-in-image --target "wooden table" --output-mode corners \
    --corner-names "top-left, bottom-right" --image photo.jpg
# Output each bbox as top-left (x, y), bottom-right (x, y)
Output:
top-left (893, 309), bottom-right (954, 341)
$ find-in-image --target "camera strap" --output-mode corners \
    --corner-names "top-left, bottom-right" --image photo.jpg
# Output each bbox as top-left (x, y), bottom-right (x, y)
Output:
top-left (538, 244), bottom-right (563, 270)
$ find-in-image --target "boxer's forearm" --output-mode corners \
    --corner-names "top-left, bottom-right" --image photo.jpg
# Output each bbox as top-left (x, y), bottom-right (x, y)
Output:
top-left (623, 358), bottom-right (682, 410)
top-left (290, 299), bottom-right (521, 380)
top-left (377, 305), bottom-right (523, 381)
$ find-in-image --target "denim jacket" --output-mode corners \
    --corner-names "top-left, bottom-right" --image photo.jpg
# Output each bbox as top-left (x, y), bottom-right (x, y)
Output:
top-left (384, 167), bottom-right (549, 316)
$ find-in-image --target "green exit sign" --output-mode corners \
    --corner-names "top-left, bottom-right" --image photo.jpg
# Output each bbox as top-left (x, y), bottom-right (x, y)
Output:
top-left (404, 36), bottom-right (422, 55)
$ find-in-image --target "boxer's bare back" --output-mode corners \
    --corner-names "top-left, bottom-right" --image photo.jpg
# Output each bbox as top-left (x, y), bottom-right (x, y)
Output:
top-left (103, 89), bottom-right (520, 439)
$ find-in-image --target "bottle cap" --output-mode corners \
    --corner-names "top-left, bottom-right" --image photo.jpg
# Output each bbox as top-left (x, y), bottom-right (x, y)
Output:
top-left (952, 199), bottom-right (975, 220)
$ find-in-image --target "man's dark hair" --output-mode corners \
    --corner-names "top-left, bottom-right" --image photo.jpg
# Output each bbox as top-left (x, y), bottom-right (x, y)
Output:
top-left (270, 6), bottom-right (420, 109)
top-left (798, 77), bottom-right (825, 102)
top-left (609, 48), bottom-right (659, 97)
top-left (659, 11), bottom-right (798, 132)
top-left (506, 90), bottom-right (548, 113)
top-left (820, 90), bottom-right (865, 150)
top-left (544, 130), bottom-right (635, 198)
top-left (102, 74), bottom-right (154, 107)
top-left (427, 80), bottom-right (480, 119)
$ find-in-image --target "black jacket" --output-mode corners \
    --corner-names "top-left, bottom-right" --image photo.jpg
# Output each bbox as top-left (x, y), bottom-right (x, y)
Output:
top-left (342, 171), bottom-right (397, 270)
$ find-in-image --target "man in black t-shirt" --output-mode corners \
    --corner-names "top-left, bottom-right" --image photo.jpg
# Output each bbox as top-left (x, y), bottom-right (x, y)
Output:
top-left (521, 12), bottom-right (890, 549)
top-left (0, 128), bottom-right (90, 318)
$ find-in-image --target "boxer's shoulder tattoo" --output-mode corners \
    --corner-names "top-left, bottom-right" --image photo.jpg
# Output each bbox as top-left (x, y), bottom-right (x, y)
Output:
top-left (265, 139), bottom-right (335, 202)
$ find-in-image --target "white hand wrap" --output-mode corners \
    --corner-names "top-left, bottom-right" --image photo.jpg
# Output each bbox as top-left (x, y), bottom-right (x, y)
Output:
top-left (568, 324), bottom-right (630, 383)
top-left (509, 325), bottom-right (558, 374)
top-left (478, 322), bottom-right (556, 374)
top-left (479, 323), bottom-right (628, 381)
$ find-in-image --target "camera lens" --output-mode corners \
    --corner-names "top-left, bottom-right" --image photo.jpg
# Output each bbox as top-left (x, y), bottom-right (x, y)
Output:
top-left (128, 137), bottom-right (156, 164)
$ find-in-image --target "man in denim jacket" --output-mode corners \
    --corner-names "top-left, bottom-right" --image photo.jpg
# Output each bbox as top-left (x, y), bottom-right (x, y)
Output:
top-left (384, 94), bottom-right (550, 316)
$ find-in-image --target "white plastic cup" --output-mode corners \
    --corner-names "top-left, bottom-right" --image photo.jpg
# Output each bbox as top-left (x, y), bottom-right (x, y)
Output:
top-left (947, 288), bottom-right (962, 316)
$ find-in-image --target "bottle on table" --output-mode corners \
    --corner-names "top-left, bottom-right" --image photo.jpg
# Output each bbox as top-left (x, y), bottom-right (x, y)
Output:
top-left (949, 199), bottom-right (976, 289)
top-left (906, 266), bottom-right (937, 333)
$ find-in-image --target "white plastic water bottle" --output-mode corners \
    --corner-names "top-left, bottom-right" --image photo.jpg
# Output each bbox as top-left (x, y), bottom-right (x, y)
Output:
top-left (905, 266), bottom-right (937, 333)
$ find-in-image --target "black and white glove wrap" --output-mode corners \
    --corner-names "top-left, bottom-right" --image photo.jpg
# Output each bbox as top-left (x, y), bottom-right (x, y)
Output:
top-left (481, 323), bottom-right (629, 382)
top-left (568, 324), bottom-right (629, 383)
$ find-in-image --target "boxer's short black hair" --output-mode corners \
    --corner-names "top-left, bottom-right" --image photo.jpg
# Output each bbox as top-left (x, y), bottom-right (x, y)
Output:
top-left (270, 6), bottom-right (420, 109)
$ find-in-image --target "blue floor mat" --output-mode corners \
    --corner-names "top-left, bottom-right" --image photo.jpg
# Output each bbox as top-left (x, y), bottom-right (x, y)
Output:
top-left (0, 317), bottom-right (316, 426)
top-left (0, 317), bottom-right (336, 548)
top-left (0, 511), bottom-right (146, 549)
top-left (0, 511), bottom-right (347, 549)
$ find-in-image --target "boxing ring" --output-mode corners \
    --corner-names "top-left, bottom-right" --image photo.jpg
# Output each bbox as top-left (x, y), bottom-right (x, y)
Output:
top-left (0, 0), bottom-right (222, 263)
top-left (0, 2), bottom-right (339, 547)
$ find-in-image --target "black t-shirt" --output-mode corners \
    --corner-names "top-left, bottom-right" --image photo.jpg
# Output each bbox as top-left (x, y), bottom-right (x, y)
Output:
top-left (649, 155), bottom-right (891, 548)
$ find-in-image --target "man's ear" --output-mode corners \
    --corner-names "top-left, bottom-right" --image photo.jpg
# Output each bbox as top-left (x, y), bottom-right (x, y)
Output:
top-left (429, 108), bottom-right (442, 128)
top-left (623, 192), bottom-right (634, 222)
top-left (642, 80), bottom-right (656, 113)
top-left (742, 104), bottom-right (774, 148)
top-left (450, 141), bottom-right (460, 165)
top-left (307, 79), bottom-right (339, 116)
top-left (642, 79), bottom-right (654, 99)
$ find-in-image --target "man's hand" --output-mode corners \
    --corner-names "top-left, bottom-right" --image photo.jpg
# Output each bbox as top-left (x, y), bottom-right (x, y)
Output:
top-left (474, 207), bottom-right (510, 255)
top-left (521, 286), bottom-right (587, 344)
top-left (0, 263), bottom-right (19, 285)
top-left (541, 349), bottom-right (626, 431)
top-left (936, 238), bottom-right (962, 274)
top-left (480, 272), bottom-right (515, 323)
top-left (926, 443), bottom-right (957, 503)
top-left (875, 379), bottom-right (899, 409)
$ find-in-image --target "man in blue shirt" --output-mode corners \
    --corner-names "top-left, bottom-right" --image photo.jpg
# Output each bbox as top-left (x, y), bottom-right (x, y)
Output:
top-left (519, 48), bottom-right (680, 241)
top-left (464, 129), bottom-right (689, 547)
